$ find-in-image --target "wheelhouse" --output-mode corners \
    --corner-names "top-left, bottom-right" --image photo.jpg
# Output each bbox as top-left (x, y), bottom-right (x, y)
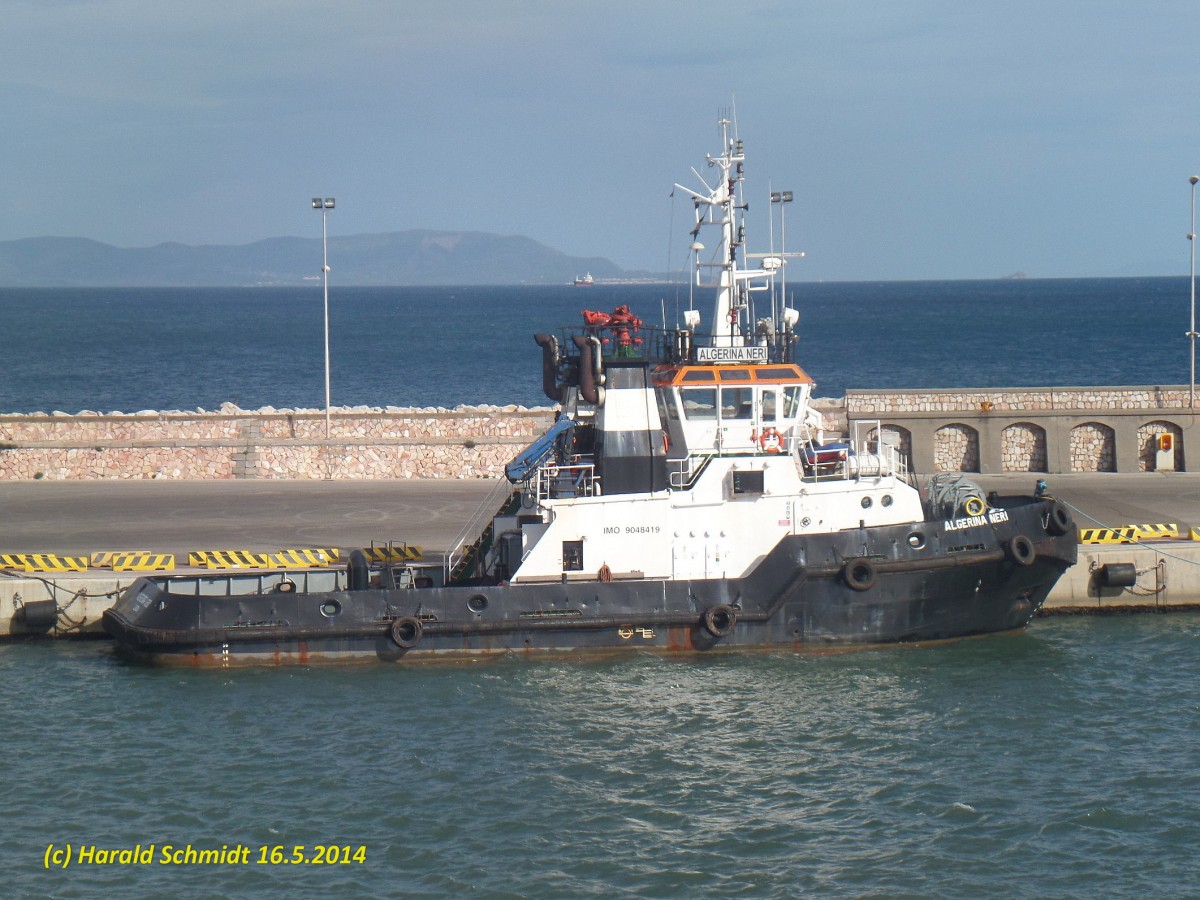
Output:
top-left (653, 363), bottom-right (816, 456)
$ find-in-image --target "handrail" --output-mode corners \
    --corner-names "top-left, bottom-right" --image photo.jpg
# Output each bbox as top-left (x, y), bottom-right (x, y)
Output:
top-left (445, 477), bottom-right (517, 580)
top-left (794, 418), bottom-right (910, 483)
top-left (667, 452), bottom-right (717, 490)
top-left (534, 463), bottom-right (597, 503)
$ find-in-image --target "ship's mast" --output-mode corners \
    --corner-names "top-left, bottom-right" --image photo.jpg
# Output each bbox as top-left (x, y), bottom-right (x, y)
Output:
top-left (674, 118), bottom-right (779, 356)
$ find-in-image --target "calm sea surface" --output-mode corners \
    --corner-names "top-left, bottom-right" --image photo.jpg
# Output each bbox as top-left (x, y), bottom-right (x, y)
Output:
top-left (0, 277), bottom-right (1192, 414)
top-left (2, 280), bottom-right (1198, 896)
top-left (3, 616), bottom-right (1198, 898)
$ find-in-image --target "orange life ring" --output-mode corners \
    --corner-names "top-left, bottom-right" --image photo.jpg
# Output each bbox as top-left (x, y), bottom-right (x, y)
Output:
top-left (759, 428), bottom-right (783, 453)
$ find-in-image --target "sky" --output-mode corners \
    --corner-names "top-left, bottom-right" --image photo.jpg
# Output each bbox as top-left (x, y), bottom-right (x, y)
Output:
top-left (5, 0), bottom-right (1200, 281)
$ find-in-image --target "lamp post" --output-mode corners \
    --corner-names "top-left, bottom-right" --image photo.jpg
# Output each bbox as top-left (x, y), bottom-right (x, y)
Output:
top-left (1190, 177), bottom-right (1199, 411)
top-left (770, 190), bottom-right (792, 341)
top-left (312, 197), bottom-right (335, 438)
top-left (770, 190), bottom-right (793, 304)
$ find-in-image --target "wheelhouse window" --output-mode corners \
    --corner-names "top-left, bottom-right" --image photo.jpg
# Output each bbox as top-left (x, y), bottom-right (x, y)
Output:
top-left (681, 388), bottom-right (717, 419)
top-left (656, 388), bottom-right (679, 421)
top-left (784, 386), bottom-right (806, 419)
top-left (761, 388), bottom-right (779, 421)
top-left (720, 387), bottom-right (754, 420)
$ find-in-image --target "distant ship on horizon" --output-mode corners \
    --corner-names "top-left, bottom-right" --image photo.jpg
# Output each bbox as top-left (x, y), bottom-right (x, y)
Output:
top-left (573, 272), bottom-right (594, 287)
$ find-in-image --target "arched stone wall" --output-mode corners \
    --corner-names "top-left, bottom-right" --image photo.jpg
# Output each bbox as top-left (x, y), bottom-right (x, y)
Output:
top-left (1070, 422), bottom-right (1116, 472)
top-left (1001, 422), bottom-right (1047, 472)
top-left (934, 423), bottom-right (979, 472)
top-left (1137, 420), bottom-right (1185, 472)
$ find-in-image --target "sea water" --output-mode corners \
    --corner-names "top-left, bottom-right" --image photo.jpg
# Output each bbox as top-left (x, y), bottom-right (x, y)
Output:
top-left (2, 615), bottom-right (1197, 897)
top-left (2, 279), bottom-right (1198, 897)
top-left (0, 277), bottom-right (1190, 415)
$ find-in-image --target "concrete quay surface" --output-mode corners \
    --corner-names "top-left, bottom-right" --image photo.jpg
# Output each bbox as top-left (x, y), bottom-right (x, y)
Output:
top-left (1, 474), bottom-right (1198, 639)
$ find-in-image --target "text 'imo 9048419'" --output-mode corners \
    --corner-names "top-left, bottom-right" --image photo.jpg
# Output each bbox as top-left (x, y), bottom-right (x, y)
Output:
top-left (102, 114), bottom-right (1078, 665)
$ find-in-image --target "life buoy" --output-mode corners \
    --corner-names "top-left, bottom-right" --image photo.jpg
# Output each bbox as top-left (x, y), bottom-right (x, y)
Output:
top-left (1008, 534), bottom-right (1036, 566)
top-left (661, 431), bottom-right (670, 454)
top-left (759, 428), bottom-right (783, 454)
top-left (1045, 502), bottom-right (1071, 536)
top-left (702, 604), bottom-right (737, 638)
top-left (963, 496), bottom-right (987, 517)
top-left (389, 615), bottom-right (423, 649)
top-left (843, 558), bottom-right (878, 591)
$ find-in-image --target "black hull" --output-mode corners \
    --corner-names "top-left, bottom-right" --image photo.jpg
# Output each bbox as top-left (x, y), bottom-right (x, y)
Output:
top-left (102, 497), bottom-right (1077, 666)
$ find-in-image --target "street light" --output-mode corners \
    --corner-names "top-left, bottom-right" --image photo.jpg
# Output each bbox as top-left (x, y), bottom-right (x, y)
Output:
top-left (1187, 176), bottom-right (1200, 410)
top-left (770, 191), bottom-right (794, 351)
top-left (311, 197), bottom-right (335, 438)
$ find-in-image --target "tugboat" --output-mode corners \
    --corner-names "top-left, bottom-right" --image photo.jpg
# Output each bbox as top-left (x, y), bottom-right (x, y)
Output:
top-left (103, 116), bottom-right (1077, 665)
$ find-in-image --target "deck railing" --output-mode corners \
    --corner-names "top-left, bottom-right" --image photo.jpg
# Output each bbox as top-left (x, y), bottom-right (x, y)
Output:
top-left (534, 463), bottom-right (598, 503)
top-left (445, 477), bottom-right (517, 582)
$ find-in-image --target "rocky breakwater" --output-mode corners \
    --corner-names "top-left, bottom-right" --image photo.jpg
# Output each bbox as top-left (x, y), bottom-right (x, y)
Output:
top-left (0, 403), bottom-right (555, 480)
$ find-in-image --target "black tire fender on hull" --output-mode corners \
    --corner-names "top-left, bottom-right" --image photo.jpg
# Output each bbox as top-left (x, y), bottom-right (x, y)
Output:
top-left (702, 604), bottom-right (737, 638)
top-left (843, 558), bottom-right (878, 591)
top-left (1046, 501), bottom-right (1072, 536)
top-left (389, 615), bottom-right (423, 649)
top-left (1008, 534), bottom-right (1036, 566)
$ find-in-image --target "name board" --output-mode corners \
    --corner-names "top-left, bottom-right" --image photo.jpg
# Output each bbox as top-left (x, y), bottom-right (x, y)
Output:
top-left (696, 346), bottom-right (769, 363)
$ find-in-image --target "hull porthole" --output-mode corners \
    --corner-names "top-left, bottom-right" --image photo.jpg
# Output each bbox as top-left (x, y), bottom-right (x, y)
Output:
top-left (1046, 502), bottom-right (1071, 536)
top-left (1008, 534), bottom-right (1036, 566)
top-left (963, 496), bottom-right (987, 517)
top-left (389, 616), bottom-right (424, 649)
top-left (843, 558), bottom-right (878, 591)
top-left (702, 604), bottom-right (737, 638)
top-left (467, 594), bottom-right (488, 614)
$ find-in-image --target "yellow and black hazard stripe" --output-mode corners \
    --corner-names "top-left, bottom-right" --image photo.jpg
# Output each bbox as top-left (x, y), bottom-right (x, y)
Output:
top-left (187, 550), bottom-right (275, 569)
top-left (269, 548), bottom-right (339, 568)
top-left (110, 553), bottom-right (176, 572)
top-left (361, 544), bottom-right (423, 563)
top-left (1128, 523), bottom-right (1180, 540)
top-left (1078, 527), bottom-right (1137, 545)
top-left (22, 554), bottom-right (89, 573)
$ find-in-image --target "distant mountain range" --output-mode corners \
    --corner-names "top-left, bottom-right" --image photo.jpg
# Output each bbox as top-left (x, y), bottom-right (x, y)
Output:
top-left (0, 231), bottom-right (650, 287)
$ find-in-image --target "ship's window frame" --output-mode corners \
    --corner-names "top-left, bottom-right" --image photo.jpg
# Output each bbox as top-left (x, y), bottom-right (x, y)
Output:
top-left (655, 387), bottom-right (678, 423)
top-left (760, 387), bottom-right (779, 422)
top-left (720, 386), bottom-right (754, 420)
top-left (681, 369), bottom-right (716, 382)
top-left (681, 387), bottom-right (717, 419)
top-left (562, 540), bottom-right (584, 572)
top-left (754, 366), bottom-right (803, 381)
top-left (784, 386), bottom-right (806, 419)
top-left (732, 469), bottom-right (765, 495)
top-left (718, 368), bottom-right (752, 381)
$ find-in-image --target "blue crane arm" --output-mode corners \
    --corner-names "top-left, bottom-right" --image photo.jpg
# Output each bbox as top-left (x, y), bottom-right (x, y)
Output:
top-left (504, 417), bottom-right (576, 483)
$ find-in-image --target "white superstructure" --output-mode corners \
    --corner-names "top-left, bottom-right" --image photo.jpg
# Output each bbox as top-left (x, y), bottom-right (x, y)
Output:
top-left (449, 118), bottom-right (923, 587)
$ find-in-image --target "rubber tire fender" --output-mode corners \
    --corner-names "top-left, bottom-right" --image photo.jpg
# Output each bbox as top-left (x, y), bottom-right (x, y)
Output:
top-left (843, 558), bottom-right (878, 591)
top-left (1046, 502), bottom-right (1071, 536)
top-left (1008, 534), bottom-right (1036, 567)
top-left (702, 604), bottom-right (737, 638)
top-left (390, 615), bottom-right (424, 649)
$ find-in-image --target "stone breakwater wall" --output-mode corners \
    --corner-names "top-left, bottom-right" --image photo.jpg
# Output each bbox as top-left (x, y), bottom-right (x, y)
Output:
top-left (846, 386), bottom-right (1200, 474)
top-left (0, 404), bottom-right (555, 480)
top-left (3, 386), bottom-right (1194, 481)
